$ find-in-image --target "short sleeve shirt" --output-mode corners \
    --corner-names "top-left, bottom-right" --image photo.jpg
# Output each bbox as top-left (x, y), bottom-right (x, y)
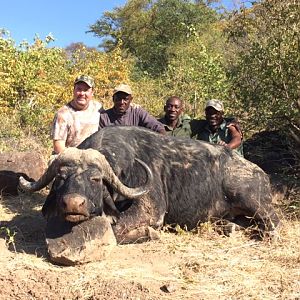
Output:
top-left (99, 105), bottom-right (165, 133)
top-left (196, 119), bottom-right (244, 156)
top-left (51, 100), bottom-right (102, 147)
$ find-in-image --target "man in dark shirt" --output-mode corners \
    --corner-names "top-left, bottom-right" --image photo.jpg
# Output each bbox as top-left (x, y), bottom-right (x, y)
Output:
top-left (99, 84), bottom-right (165, 134)
top-left (158, 97), bottom-right (243, 149)
top-left (196, 99), bottom-right (244, 156)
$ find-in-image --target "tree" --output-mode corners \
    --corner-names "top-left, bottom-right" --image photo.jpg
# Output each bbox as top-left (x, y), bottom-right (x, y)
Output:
top-left (89, 0), bottom-right (219, 76)
top-left (65, 42), bottom-right (97, 59)
top-left (0, 32), bottom-right (131, 135)
top-left (224, 0), bottom-right (300, 139)
top-left (163, 32), bottom-right (230, 117)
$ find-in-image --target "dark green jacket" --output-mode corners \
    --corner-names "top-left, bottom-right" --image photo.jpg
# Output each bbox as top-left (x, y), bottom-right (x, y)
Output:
top-left (158, 115), bottom-right (192, 138)
top-left (195, 119), bottom-right (244, 156)
top-left (158, 115), bottom-right (243, 156)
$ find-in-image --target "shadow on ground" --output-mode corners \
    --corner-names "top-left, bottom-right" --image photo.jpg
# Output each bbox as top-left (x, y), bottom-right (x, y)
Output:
top-left (0, 192), bottom-right (48, 257)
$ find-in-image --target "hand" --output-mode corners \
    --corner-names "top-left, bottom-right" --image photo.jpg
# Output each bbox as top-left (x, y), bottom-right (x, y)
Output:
top-left (217, 140), bottom-right (228, 147)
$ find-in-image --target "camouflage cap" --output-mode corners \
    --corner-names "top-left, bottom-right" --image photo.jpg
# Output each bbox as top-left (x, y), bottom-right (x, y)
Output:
top-left (205, 99), bottom-right (224, 112)
top-left (74, 75), bottom-right (95, 88)
top-left (113, 83), bottom-right (133, 95)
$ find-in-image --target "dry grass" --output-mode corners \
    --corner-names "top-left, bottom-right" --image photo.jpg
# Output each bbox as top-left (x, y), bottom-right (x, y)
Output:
top-left (0, 191), bottom-right (299, 300)
top-left (0, 113), bottom-right (51, 155)
top-left (0, 127), bottom-right (299, 299)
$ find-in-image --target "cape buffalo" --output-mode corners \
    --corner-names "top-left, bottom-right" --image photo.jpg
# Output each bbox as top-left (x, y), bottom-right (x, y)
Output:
top-left (19, 126), bottom-right (280, 243)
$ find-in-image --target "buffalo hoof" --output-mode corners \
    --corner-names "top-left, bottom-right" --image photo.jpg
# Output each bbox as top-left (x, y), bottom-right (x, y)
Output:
top-left (45, 216), bottom-right (117, 266)
top-left (115, 226), bottom-right (161, 244)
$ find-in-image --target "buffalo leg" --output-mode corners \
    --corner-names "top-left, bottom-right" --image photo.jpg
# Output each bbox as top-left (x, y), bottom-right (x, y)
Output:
top-left (112, 194), bottom-right (162, 244)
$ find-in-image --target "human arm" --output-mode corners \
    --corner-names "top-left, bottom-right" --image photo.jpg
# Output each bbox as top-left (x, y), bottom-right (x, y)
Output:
top-left (225, 117), bottom-right (243, 140)
top-left (219, 125), bottom-right (242, 150)
top-left (157, 128), bottom-right (166, 135)
top-left (137, 107), bottom-right (166, 134)
top-left (51, 110), bottom-right (69, 154)
top-left (99, 110), bottom-right (108, 129)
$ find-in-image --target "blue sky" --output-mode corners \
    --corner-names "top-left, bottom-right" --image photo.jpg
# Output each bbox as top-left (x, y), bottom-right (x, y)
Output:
top-left (1, 0), bottom-right (242, 49)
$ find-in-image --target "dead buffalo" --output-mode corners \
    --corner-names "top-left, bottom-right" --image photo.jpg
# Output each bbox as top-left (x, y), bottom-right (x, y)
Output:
top-left (19, 126), bottom-right (280, 243)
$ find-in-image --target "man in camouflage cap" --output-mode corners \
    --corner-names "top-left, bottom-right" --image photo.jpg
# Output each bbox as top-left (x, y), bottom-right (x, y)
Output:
top-left (195, 99), bottom-right (243, 156)
top-left (51, 75), bottom-right (103, 154)
top-left (74, 75), bottom-right (95, 89)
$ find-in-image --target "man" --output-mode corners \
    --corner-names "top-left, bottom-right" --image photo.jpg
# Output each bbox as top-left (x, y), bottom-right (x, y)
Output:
top-left (196, 99), bottom-right (243, 156)
top-left (99, 83), bottom-right (165, 134)
top-left (159, 97), bottom-right (243, 154)
top-left (158, 96), bottom-right (193, 137)
top-left (51, 75), bottom-right (103, 154)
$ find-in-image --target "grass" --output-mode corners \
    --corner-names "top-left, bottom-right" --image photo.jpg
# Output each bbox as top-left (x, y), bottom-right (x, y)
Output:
top-left (0, 113), bottom-right (299, 299)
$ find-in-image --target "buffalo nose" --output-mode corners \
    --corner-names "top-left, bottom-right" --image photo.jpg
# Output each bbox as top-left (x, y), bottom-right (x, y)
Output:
top-left (62, 194), bottom-right (86, 213)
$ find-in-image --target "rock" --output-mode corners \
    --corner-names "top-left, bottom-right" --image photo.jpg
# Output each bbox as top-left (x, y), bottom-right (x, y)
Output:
top-left (147, 226), bottom-right (160, 240)
top-left (45, 216), bottom-right (117, 266)
top-left (0, 151), bottom-right (47, 195)
top-left (160, 282), bottom-right (177, 293)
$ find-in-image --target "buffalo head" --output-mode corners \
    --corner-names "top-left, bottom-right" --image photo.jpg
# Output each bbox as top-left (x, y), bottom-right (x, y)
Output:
top-left (19, 148), bottom-right (153, 223)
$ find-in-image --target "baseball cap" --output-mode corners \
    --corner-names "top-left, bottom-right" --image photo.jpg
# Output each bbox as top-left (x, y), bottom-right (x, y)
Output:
top-left (74, 75), bottom-right (95, 88)
top-left (113, 84), bottom-right (133, 95)
top-left (205, 99), bottom-right (224, 112)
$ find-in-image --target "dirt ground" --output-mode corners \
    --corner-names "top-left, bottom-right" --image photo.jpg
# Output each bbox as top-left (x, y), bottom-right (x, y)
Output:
top-left (0, 190), bottom-right (299, 300)
top-left (0, 130), bottom-right (299, 300)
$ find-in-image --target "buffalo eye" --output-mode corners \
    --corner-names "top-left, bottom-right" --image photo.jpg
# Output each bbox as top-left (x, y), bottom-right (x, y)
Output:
top-left (57, 173), bottom-right (67, 180)
top-left (90, 176), bottom-right (101, 183)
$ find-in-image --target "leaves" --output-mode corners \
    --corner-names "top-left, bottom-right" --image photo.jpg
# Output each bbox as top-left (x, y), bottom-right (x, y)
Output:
top-left (0, 34), bottom-right (131, 135)
top-left (225, 0), bottom-right (300, 133)
top-left (89, 0), bottom-right (218, 76)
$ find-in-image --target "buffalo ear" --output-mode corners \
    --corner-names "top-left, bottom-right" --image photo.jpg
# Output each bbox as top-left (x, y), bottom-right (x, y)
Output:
top-left (42, 191), bottom-right (59, 219)
top-left (90, 176), bottom-right (101, 183)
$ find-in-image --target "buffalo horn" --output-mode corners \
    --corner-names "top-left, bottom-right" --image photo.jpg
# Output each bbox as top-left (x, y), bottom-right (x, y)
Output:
top-left (79, 149), bottom-right (153, 199)
top-left (18, 148), bottom-right (81, 192)
top-left (19, 155), bottom-right (59, 192)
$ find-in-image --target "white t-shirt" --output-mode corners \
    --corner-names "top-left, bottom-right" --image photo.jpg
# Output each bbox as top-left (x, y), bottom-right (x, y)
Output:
top-left (51, 100), bottom-right (102, 147)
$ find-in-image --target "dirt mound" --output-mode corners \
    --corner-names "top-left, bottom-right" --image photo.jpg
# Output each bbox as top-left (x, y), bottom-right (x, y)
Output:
top-left (244, 130), bottom-right (298, 175)
top-left (244, 130), bottom-right (300, 216)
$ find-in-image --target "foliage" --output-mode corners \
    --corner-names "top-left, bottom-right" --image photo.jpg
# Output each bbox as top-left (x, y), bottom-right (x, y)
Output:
top-left (87, 0), bottom-right (229, 119)
top-left (0, 30), bottom-right (69, 134)
top-left (0, 226), bottom-right (16, 251)
top-left (162, 33), bottom-right (230, 117)
top-left (1, 0), bottom-right (299, 160)
top-left (89, 0), bottom-right (219, 76)
top-left (224, 0), bottom-right (300, 136)
top-left (0, 31), bottom-right (131, 142)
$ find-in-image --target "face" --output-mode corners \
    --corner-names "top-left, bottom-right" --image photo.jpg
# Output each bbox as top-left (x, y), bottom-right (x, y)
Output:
top-left (164, 98), bottom-right (183, 122)
top-left (52, 167), bottom-right (105, 222)
top-left (72, 82), bottom-right (94, 110)
top-left (205, 107), bottom-right (223, 127)
top-left (113, 92), bottom-right (132, 114)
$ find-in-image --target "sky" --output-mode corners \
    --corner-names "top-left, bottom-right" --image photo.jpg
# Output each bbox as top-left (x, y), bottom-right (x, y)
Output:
top-left (0, 0), bottom-right (243, 49)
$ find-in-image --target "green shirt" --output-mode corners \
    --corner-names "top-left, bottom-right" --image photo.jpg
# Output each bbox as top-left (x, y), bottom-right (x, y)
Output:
top-left (158, 115), bottom-right (192, 138)
top-left (196, 119), bottom-right (244, 156)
